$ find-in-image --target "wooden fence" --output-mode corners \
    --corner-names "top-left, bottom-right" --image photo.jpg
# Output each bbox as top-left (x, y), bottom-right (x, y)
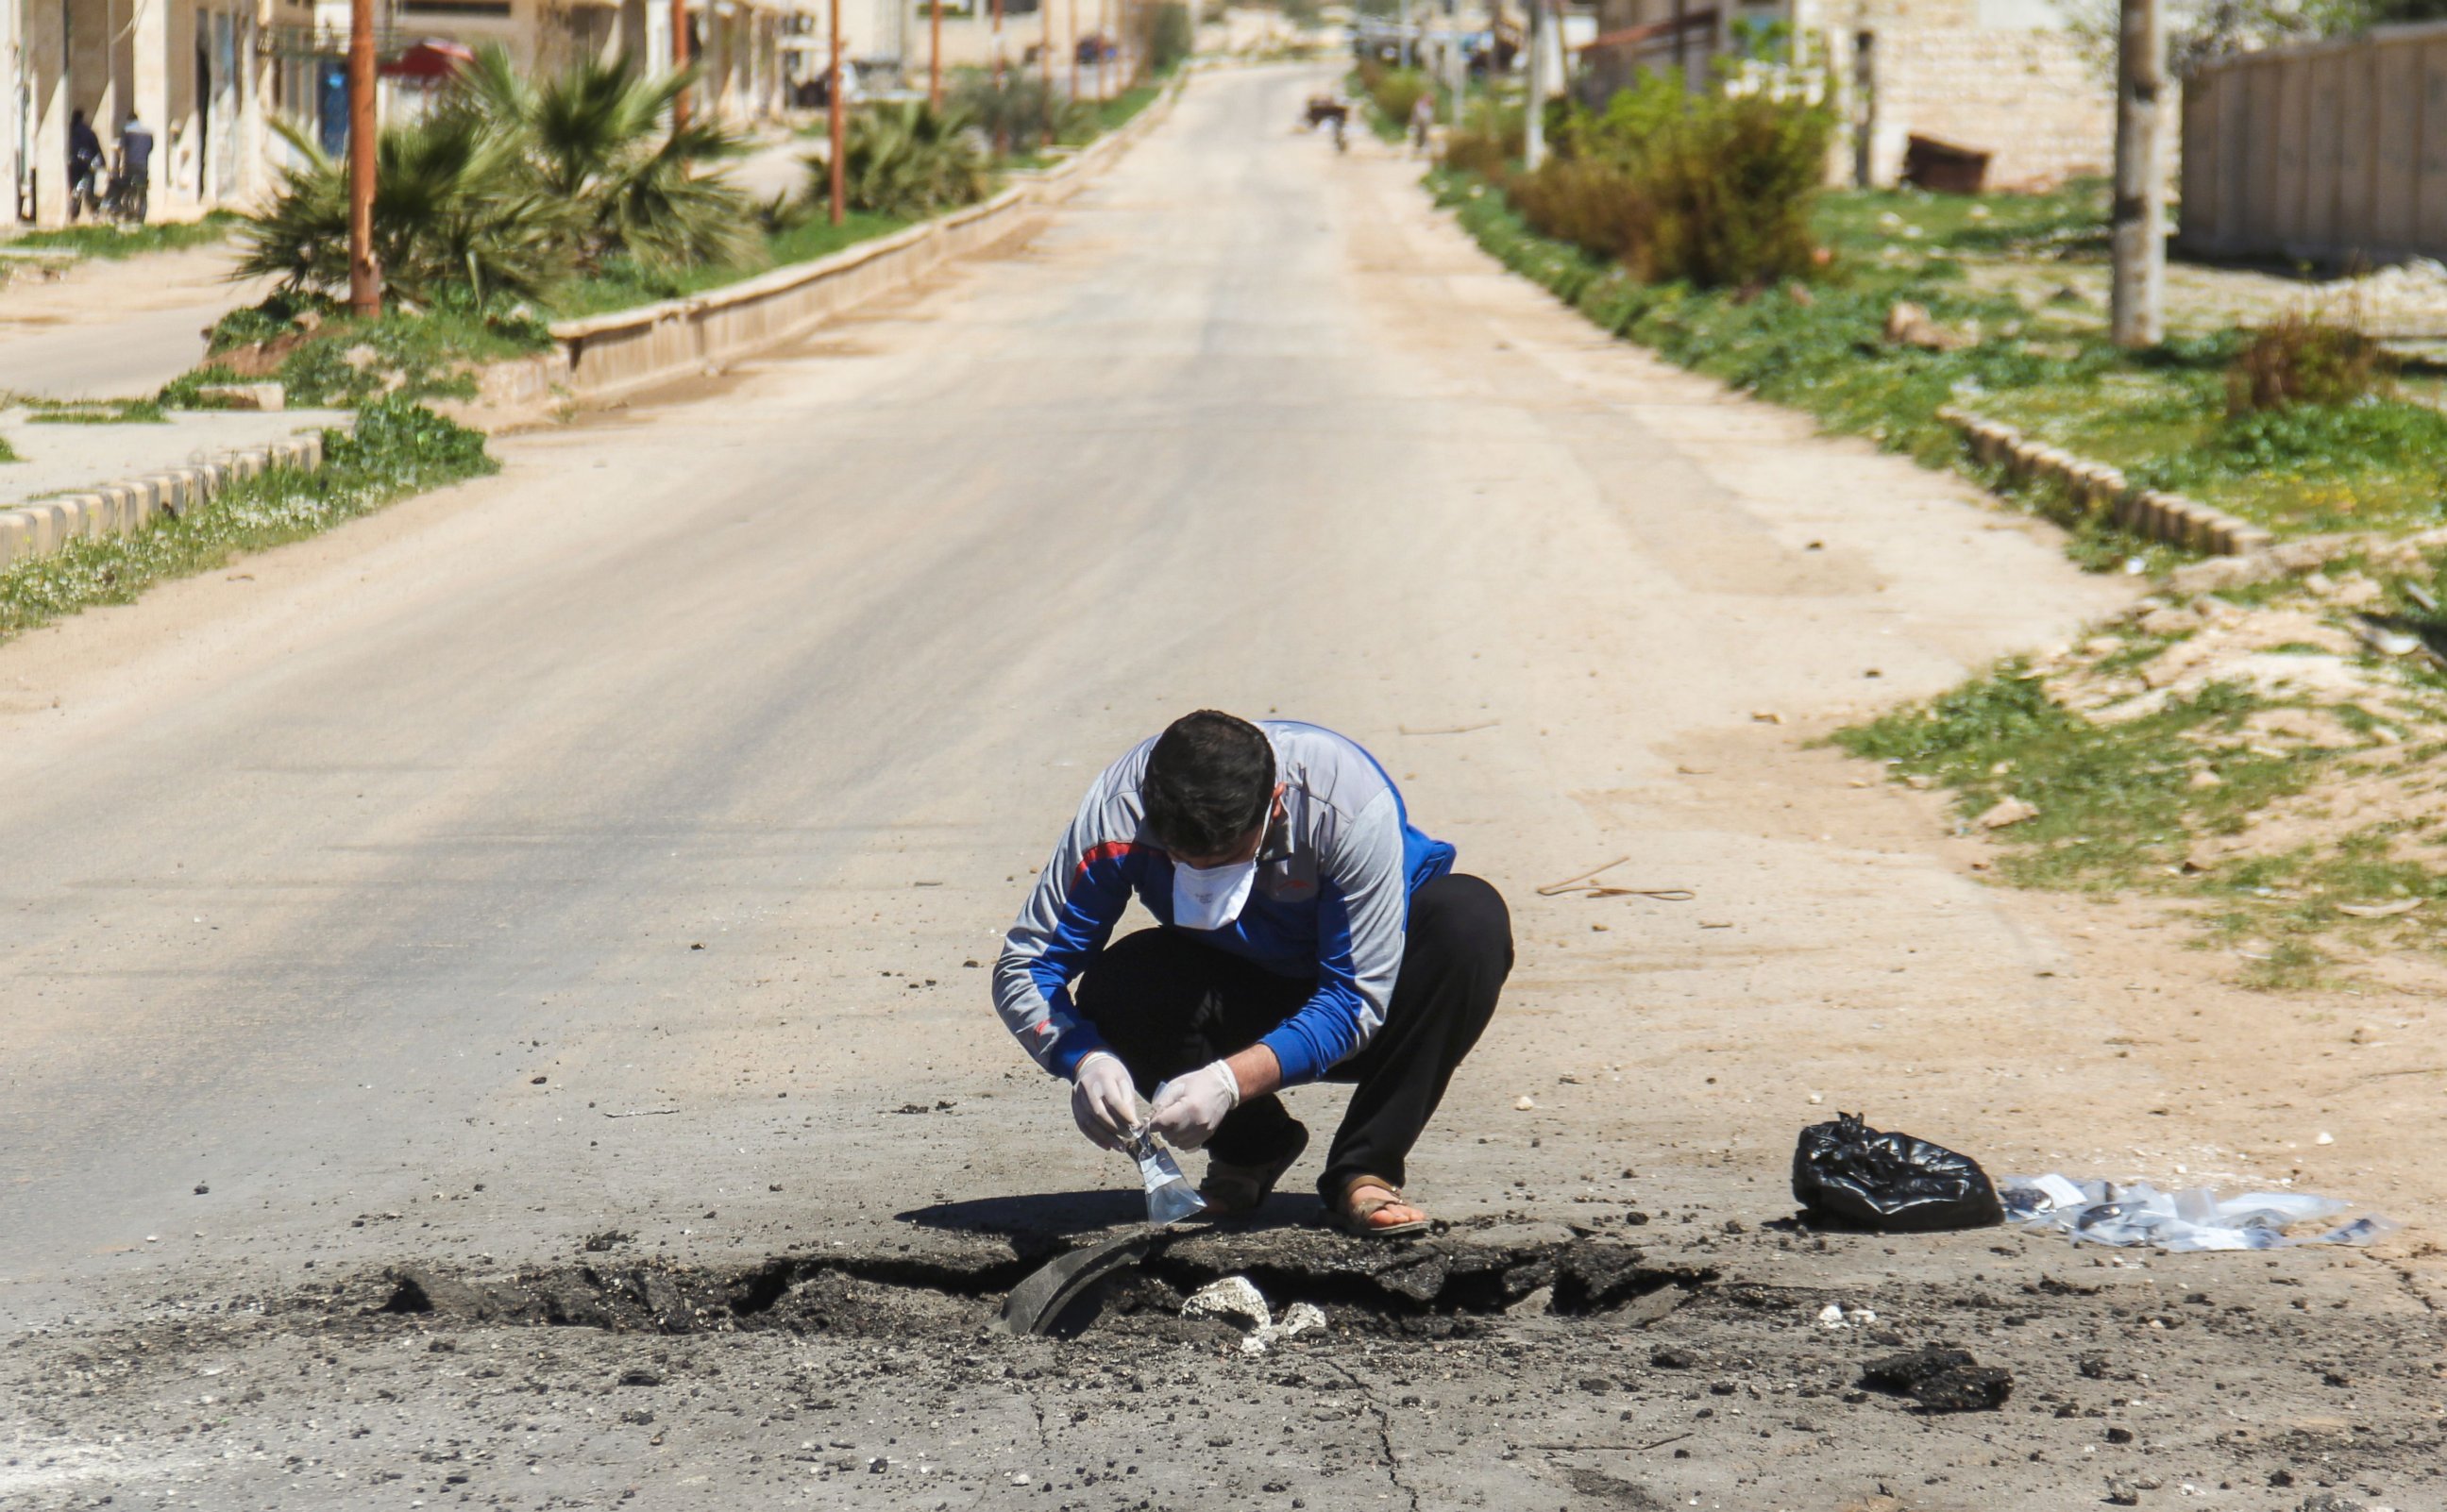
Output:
top-left (2180, 21), bottom-right (2447, 266)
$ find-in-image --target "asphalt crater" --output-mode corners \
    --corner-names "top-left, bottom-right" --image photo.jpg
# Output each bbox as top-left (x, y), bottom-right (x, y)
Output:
top-left (351, 1233), bottom-right (1715, 1344)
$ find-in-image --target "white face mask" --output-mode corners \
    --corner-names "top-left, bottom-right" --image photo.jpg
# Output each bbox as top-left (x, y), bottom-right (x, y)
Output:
top-left (1172, 856), bottom-right (1257, 931)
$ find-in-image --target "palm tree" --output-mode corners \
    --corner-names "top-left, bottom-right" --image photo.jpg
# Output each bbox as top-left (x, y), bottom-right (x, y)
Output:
top-left (236, 115), bottom-right (574, 307)
top-left (459, 45), bottom-right (759, 271)
top-left (825, 101), bottom-right (990, 221)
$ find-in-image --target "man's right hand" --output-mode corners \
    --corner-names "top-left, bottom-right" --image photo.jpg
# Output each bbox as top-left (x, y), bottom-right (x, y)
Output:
top-left (1070, 1051), bottom-right (1143, 1152)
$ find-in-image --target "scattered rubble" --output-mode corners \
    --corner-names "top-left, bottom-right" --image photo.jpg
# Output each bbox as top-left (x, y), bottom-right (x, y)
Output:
top-left (1859, 1345), bottom-right (2014, 1413)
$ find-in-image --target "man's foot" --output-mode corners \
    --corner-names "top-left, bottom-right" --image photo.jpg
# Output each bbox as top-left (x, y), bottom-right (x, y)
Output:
top-left (1200, 1123), bottom-right (1308, 1218)
top-left (1332, 1175), bottom-right (1430, 1238)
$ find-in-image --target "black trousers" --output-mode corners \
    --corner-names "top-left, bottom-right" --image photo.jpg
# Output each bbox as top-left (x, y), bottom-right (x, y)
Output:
top-left (1072, 873), bottom-right (1511, 1204)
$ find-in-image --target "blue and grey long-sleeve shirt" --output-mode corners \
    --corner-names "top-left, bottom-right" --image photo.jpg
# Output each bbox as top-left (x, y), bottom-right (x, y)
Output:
top-left (994, 721), bottom-right (1455, 1085)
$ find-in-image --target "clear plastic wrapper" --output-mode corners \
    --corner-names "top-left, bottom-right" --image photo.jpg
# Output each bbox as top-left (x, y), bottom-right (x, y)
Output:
top-left (1126, 1124), bottom-right (1207, 1227)
top-left (2000, 1174), bottom-right (2396, 1252)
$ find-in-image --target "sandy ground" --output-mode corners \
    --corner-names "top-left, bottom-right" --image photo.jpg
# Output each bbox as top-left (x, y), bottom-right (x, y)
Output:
top-left (0, 243), bottom-right (275, 400)
top-left (1, 65), bottom-right (2441, 1511)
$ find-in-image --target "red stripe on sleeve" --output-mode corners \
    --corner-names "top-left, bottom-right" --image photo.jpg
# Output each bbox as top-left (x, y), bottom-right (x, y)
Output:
top-left (1072, 839), bottom-right (1148, 886)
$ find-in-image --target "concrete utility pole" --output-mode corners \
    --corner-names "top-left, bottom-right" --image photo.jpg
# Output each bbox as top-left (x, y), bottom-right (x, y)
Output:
top-left (828, 0), bottom-right (845, 225)
top-left (2109, 0), bottom-right (2164, 348)
top-left (673, 0), bottom-right (692, 127)
top-left (1522, 0), bottom-right (1546, 170)
top-left (931, 0), bottom-right (943, 109)
top-left (1399, 0), bottom-right (1412, 69)
top-left (346, 0), bottom-right (378, 317)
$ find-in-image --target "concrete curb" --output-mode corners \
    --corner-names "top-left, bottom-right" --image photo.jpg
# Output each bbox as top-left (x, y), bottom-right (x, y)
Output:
top-left (0, 430), bottom-right (334, 574)
top-left (1935, 404), bottom-right (2275, 558)
top-left (541, 75), bottom-right (1188, 408)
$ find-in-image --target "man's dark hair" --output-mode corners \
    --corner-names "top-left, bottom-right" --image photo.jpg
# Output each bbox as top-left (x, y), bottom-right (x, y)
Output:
top-left (1142, 711), bottom-right (1274, 857)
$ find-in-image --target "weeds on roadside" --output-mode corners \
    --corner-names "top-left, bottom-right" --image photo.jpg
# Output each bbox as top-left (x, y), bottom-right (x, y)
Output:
top-left (1837, 654), bottom-right (2447, 978)
top-left (2227, 304), bottom-right (2392, 415)
top-left (9, 211), bottom-right (238, 260)
top-left (22, 397), bottom-right (168, 425)
top-left (1475, 72), bottom-right (1832, 289)
top-left (0, 399), bottom-right (495, 646)
top-left (166, 295), bottom-right (553, 409)
top-left (1437, 155), bottom-right (2447, 550)
top-left (1835, 666), bottom-right (2310, 893)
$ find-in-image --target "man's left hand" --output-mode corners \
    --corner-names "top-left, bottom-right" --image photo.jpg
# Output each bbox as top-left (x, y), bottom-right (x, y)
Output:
top-left (1149, 1060), bottom-right (1241, 1151)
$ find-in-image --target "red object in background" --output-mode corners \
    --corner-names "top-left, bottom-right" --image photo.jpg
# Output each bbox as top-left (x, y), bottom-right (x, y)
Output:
top-left (380, 40), bottom-right (476, 80)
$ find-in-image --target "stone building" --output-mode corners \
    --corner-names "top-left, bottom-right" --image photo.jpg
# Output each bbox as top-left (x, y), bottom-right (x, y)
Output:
top-left (4, 0), bottom-right (810, 229)
top-left (1579, 0), bottom-right (2117, 191)
top-left (1834, 0), bottom-right (2113, 190)
top-left (7, 0), bottom-right (278, 226)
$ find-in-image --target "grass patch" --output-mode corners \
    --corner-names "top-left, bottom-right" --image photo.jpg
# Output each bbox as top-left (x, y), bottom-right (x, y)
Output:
top-left (1433, 163), bottom-right (2447, 557)
top-left (1093, 83), bottom-right (1164, 136)
top-left (0, 437), bottom-right (17, 463)
top-left (23, 397), bottom-right (168, 425)
top-left (169, 297), bottom-right (554, 410)
top-left (1835, 664), bottom-right (2314, 893)
top-left (542, 211), bottom-right (909, 319)
top-left (0, 398), bottom-right (495, 647)
top-left (8, 211), bottom-right (238, 260)
top-left (1835, 655), bottom-right (2447, 979)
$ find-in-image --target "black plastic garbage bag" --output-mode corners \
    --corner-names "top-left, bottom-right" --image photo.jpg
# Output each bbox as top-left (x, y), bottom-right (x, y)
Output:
top-left (1791, 1113), bottom-right (2004, 1232)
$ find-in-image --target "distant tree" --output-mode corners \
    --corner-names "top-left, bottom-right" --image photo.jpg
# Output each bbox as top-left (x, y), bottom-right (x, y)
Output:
top-left (2056, 0), bottom-right (2446, 76)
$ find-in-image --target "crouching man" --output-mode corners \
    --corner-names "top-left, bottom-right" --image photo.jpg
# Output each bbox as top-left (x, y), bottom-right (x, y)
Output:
top-left (993, 711), bottom-right (1511, 1236)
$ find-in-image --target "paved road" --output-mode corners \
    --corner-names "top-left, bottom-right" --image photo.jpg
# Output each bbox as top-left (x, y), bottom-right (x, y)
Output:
top-left (5, 65), bottom-right (2438, 1510)
top-left (0, 244), bottom-right (272, 398)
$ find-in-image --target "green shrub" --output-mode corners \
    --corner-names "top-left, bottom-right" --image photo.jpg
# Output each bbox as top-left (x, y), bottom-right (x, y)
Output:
top-left (237, 114), bottom-right (573, 307)
top-left (1357, 60), bottom-right (1429, 126)
top-left (1441, 98), bottom-right (1521, 178)
top-left (457, 45), bottom-right (758, 270)
top-left (953, 71), bottom-right (1097, 154)
top-left (1139, 0), bottom-right (1195, 74)
top-left (1529, 72), bottom-right (1832, 288)
top-left (1509, 157), bottom-right (1649, 266)
top-left (832, 101), bottom-right (990, 219)
top-left (236, 46), bottom-right (755, 308)
top-left (2226, 306), bottom-right (2392, 415)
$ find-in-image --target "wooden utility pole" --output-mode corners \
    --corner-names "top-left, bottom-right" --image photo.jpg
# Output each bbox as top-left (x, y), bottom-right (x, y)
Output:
top-left (1100, 0), bottom-right (1112, 99)
top-left (827, 0), bottom-right (845, 225)
top-left (2109, 0), bottom-right (2164, 348)
top-left (346, 0), bottom-right (378, 316)
top-left (1068, 0), bottom-right (1079, 105)
top-left (1040, 0), bottom-right (1055, 144)
top-left (930, 0), bottom-right (942, 108)
top-left (672, 0), bottom-right (692, 128)
top-left (993, 0), bottom-right (1005, 82)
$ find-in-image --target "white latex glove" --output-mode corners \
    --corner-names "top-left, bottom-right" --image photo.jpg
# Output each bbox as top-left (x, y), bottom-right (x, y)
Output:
top-left (1070, 1050), bottom-right (1142, 1152)
top-left (1149, 1060), bottom-right (1241, 1151)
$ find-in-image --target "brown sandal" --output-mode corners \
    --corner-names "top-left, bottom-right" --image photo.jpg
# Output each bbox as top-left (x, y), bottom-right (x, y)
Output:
top-left (1198, 1124), bottom-right (1309, 1218)
top-left (1333, 1174), bottom-right (1431, 1238)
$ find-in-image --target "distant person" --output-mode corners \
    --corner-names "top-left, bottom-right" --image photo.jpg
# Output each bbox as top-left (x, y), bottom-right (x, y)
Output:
top-left (1409, 92), bottom-right (1434, 156)
top-left (67, 109), bottom-right (104, 221)
top-left (116, 115), bottom-right (154, 222)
